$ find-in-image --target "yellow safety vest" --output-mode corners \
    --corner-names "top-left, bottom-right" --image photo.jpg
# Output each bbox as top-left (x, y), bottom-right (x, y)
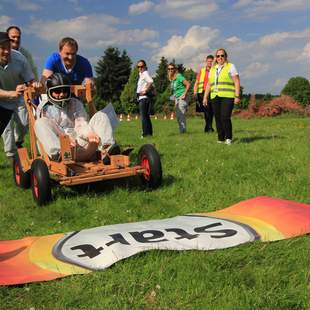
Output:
top-left (209, 63), bottom-right (235, 99)
top-left (197, 67), bottom-right (207, 93)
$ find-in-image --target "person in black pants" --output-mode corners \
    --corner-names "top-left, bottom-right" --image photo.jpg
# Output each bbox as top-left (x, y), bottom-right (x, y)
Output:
top-left (136, 60), bottom-right (154, 138)
top-left (194, 55), bottom-right (214, 133)
top-left (203, 48), bottom-right (240, 145)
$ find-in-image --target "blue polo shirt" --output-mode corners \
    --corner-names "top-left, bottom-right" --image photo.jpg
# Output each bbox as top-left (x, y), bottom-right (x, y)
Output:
top-left (44, 52), bottom-right (93, 85)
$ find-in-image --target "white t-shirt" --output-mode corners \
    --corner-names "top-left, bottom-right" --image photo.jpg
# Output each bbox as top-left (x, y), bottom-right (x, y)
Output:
top-left (137, 70), bottom-right (153, 100)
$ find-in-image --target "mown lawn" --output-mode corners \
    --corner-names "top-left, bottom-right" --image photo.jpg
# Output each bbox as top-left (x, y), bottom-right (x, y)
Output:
top-left (0, 115), bottom-right (310, 309)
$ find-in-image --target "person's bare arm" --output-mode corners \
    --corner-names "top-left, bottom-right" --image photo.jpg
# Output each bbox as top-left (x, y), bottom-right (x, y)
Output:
top-left (180, 79), bottom-right (190, 100)
top-left (40, 69), bottom-right (53, 86)
top-left (232, 75), bottom-right (240, 104)
top-left (0, 84), bottom-right (26, 99)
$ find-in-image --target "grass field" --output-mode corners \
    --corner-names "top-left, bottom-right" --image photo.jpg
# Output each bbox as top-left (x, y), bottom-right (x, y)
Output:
top-left (0, 115), bottom-right (310, 309)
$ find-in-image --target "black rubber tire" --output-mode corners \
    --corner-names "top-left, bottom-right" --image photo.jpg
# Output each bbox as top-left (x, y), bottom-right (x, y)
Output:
top-left (138, 144), bottom-right (162, 188)
top-left (31, 159), bottom-right (52, 206)
top-left (13, 155), bottom-right (31, 189)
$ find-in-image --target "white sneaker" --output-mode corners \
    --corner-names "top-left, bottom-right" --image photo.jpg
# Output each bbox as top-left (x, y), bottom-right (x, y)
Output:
top-left (225, 139), bottom-right (232, 145)
top-left (217, 140), bottom-right (225, 144)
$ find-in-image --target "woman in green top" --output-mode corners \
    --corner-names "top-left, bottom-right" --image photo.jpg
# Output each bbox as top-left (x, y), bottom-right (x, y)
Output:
top-left (167, 63), bottom-right (190, 133)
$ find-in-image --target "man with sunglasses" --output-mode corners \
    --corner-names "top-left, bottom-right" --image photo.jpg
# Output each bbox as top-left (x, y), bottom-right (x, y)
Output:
top-left (203, 48), bottom-right (240, 145)
top-left (136, 59), bottom-right (154, 138)
top-left (0, 32), bottom-right (40, 159)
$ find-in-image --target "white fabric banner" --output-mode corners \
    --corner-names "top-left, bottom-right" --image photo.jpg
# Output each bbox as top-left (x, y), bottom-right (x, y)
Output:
top-left (53, 215), bottom-right (257, 270)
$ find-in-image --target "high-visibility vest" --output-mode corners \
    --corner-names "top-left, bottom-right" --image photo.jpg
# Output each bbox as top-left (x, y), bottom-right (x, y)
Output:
top-left (209, 63), bottom-right (235, 99)
top-left (196, 67), bottom-right (209, 93)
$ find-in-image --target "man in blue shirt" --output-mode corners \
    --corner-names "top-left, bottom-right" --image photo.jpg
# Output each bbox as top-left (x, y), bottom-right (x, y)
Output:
top-left (41, 37), bottom-right (93, 85)
top-left (41, 37), bottom-right (96, 115)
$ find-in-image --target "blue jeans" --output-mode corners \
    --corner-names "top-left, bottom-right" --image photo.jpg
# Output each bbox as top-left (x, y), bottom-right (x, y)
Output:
top-left (139, 98), bottom-right (153, 136)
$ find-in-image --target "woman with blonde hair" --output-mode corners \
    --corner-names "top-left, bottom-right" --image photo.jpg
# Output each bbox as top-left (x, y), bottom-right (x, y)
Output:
top-left (167, 63), bottom-right (190, 133)
top-left (203, 48), bottom-right (240, 144)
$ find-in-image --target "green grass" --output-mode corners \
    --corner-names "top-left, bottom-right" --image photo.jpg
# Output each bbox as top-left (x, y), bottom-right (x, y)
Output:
top-left (1, 115), bottom-right (310, 309)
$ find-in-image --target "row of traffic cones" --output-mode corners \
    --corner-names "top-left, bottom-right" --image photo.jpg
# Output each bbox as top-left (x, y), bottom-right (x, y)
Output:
top-left (119, 113), bottom-right (175, 121)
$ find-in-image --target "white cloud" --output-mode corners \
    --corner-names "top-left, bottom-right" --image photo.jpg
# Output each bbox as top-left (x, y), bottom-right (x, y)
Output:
top-left (233, 0), bottom-right (253, 9)
top-left (259, 29), bottom-right (310, 46)
top-left (155, 0), bottom-right (218, 20)
top-left (242, 62), bottom-right (269, 79)
top-left (15, 0), bottom-right (41, 11)
top-left (0, 15), bottom-right (11, 29)
top-left (27, 14), bottom-right (159, 49)
top-left (226, 36), bottom-right (241, 44)
top-left (155, 25), bottom-right (220, 68)
top-left (143, 41), bottom-right (160, 49)
top-left (129, 1), bottom-right (155, 15)
top-left (234, 0), bottom-right (310, 17)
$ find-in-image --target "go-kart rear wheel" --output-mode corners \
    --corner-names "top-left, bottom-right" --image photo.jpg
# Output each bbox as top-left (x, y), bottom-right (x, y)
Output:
top-left (13, 155), bottom-right (31, 189)
top-left (31, 159), bottom-right (51, 206)
top-left (138, 144), bottom-right (162, 188)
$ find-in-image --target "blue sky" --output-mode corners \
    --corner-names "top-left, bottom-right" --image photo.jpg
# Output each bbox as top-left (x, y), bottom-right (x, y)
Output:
top-left (1, 0), bottom-right (310, 94)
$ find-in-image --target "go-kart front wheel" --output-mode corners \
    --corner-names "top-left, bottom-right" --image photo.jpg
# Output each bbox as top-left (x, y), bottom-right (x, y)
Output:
top-left (138, 144), bottom-right (162, 188)
top-left (13, 155), bottom-right (31, 189)
top-left (31, 159), bottom-right (51, 206)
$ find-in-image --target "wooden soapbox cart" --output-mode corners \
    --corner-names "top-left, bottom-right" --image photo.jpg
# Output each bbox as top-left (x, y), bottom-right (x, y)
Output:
top-left (13, 83), bottom-right (162, 206)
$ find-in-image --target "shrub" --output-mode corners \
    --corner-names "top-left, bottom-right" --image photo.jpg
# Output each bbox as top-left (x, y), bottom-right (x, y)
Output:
top-left (238, 95), bottom-right (305, 118)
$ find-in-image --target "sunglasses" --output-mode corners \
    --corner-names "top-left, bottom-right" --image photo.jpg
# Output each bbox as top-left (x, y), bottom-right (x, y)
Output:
top-left (167, 68), bottom-right (175, 71)
top-left (216, 54), bottom-right (225, 58)
top-left (137, 65), bottom-right (144, 68)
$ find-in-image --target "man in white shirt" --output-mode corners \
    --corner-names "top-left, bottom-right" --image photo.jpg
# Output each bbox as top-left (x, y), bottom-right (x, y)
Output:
top-left (136, 60), bottom-right (154, 137)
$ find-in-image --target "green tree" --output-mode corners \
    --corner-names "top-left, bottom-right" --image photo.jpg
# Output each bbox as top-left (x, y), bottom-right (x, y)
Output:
top-left (281, 76), bottom-right (310, 106)
top-left (20, 47), bottom-right (38, 79)
top-left (120, 66), bottom-right (139, 114)
top-left (95, 47), bottom-right (131, 111)
top-left (153, 56), bottom-right (169, 93)
top-left (153, 57), bottom-right (169, 113)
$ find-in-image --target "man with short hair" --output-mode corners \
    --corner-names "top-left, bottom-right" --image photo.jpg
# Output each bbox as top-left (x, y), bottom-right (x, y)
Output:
top-left (1, 26), bottom-right (38, 159)
top-left (194, 55), bottom-right (214, 133)
top-left (41, 37), bottom-right (93, 86)
top-left (41, 37), bottom-right (96, 115)
top-left (0, 32), bottom-right (39, 153)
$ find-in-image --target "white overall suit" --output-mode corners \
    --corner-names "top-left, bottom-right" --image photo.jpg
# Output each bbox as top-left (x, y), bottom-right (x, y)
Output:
top-left (35, 97), bottom-right (115, 161)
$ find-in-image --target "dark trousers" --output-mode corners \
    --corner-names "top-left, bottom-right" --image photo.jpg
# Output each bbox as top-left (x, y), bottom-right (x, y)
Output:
top-left (197, 93), bottom-right (213, 132)
top-left (139, 98), bottom-right (153, 137)
top-left (0, 106), bottom-right (13, 136)
top-left (211, 96), bottom-right (234, 141)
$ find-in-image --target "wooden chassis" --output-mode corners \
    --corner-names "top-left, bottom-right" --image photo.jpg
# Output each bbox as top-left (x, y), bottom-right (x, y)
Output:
top-left (18, 83), bottom-right (146, 187)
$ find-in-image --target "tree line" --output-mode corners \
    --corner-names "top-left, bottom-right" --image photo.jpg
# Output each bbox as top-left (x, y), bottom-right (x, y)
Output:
top-left (94, 47), bottom-right (310, 114)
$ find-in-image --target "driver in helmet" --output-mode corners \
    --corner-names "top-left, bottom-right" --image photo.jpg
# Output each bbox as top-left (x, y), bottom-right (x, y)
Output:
top-left (35, 72), bottom-right (117, 161)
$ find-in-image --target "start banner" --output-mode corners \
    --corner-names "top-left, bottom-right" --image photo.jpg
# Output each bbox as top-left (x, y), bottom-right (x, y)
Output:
top-left (1, 196), bottom-right (309, 286)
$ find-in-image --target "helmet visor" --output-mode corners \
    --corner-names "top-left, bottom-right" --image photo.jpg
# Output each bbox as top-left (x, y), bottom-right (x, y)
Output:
top-left (48, 85), bottom-right (71, 106)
